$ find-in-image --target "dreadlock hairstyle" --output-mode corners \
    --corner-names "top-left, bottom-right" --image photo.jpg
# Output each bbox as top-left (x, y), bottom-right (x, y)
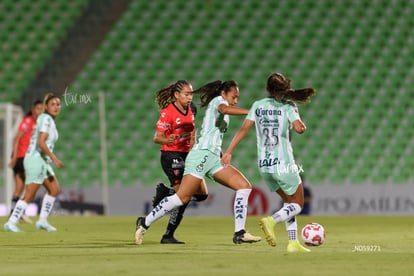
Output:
top-left (266, 73), bottom-right (316, 104)
top-left (155, 80), bottom-right (191, 110)
top-left (194, 80), bottom-right (238, 108)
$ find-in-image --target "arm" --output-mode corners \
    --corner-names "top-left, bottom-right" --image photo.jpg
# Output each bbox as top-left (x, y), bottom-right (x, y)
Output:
top-left (221, 119), bottom-right (254, 166)
top-left (292, 119), bottom-right (306, 134)
top-left (153, 130), bottom-right (177, 145)
top-left (189, 128), bottom-right (196, 148)
top-left (38, 132), bottom-right (63, 168)
top-left (218, 104), bottom-right (248, 116)
top-left (8, 130), bottom-right (24, 168)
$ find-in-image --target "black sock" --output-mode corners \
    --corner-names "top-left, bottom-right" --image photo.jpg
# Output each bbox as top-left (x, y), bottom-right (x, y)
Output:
top-left (164, 203), bottom-right (188, 237)
top-left (10, 196), bottom-right (19, 215)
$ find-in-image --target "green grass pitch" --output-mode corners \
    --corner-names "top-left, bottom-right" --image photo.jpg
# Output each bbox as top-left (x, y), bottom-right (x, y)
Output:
top-left (1, 215), bottom-right (413, 276)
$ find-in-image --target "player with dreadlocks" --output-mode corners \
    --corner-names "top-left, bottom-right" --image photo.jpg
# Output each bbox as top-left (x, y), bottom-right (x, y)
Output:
top-left (144, 80), bottom-right (207, 244)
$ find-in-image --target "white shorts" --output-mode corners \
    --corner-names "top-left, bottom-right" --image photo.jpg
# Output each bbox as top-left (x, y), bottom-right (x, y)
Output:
top-left (24, 155), bottom-right (55, 184)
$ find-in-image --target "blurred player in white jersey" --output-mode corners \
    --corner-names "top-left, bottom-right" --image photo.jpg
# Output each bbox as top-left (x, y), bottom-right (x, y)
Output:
top-left (8, 100), bottom-right (43, 223)
top-left (4, 93), bottom-right (63, 233)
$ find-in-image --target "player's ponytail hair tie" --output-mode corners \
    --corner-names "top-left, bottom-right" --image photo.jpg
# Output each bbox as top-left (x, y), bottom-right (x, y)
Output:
top-left (216, 81), bottom-right (224, 93)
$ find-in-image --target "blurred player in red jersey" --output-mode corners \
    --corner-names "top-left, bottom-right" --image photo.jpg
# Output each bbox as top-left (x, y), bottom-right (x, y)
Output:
top-left (8, 100), bottom-right (43, 222)
top-left (147, 80), bottom-right (207, 244)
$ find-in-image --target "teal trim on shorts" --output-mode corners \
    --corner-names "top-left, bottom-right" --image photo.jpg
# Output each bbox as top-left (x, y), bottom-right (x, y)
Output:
top-left (184, 149), bottom-right (223, 179)
top-left (261, 172), bottom-right (301, 195)
top-left (23, 155), bottom-right (55, 184)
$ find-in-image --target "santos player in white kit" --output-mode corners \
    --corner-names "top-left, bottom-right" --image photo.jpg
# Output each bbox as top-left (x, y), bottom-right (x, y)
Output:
top-left (4, 93), bottom-right (63, 233)
top-left (222, 73), bottom-right (316, 252)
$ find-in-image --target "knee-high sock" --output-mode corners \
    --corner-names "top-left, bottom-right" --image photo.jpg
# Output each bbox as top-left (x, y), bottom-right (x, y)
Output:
top-left (39, 194), bottom-right (56, 222)
top-left (285, 215), bottom-right (298, 240)
top-left (234, 189), bottom-right (251, 233)
top-left (280, 203), bottom-right (298, 240)
top-left (272, 203), bottom-right (301, 224)
top-left (164, 202), bottom-right (189, 237)
top-left (145, 194), bottom-right (183, 227)
top-left (283, 203), bottom-right (298, 241)
top-left (8, 200), bottom-right (28, 224)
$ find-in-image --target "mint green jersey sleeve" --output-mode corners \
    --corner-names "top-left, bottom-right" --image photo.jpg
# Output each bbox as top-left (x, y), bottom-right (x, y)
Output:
top-left (192, 96), bottom-right (229, 155)
top-left (286, 102), bottom-right (301, 124)
top-left (38, 114), bottom-right (52, 134)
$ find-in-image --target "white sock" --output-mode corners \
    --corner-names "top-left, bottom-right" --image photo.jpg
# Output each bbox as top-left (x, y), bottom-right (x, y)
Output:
top-left (272, 203), bottom-right (301, 224)
top-left (145, 194), bottom-right (183, 227)
top-left (39, 194), bottom-right (56, 222)
top-left (234, 189), bottom-right (251, 233)
top-left (285, 216), bottom-right (297, 241)
top-left (8, 200), bottom-right (28, 224)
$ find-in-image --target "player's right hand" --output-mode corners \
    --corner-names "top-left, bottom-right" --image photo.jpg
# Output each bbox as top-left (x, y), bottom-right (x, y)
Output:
top-left (53, 157), bottom-right (63, 169)
top-left (221, 153), bottom-right (232, 168)
top-left (166, 134), bottom-right (178, 144)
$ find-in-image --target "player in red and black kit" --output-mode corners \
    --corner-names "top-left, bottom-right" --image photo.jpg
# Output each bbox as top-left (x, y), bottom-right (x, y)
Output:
top-left (8, 100), bottom-right (43, 222)
top-left (147, 80), bottom-right (207, 244)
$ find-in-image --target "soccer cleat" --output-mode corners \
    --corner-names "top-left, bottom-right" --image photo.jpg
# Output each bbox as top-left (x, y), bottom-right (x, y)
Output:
top-left (259, 216), bottom-right (277, 247)
top-left (152, 183), bottom-right (173, 208)
top-left (4, 222), bottom-right (22, 233)
top-left (36, 220), bottom-right (57, 232)
top-left (160, 235), bottom-right (185, 244)
top-left (135, 217), bottom-right (148, 245)
top-left (233, 229), bottom-right (262, 244)
top-left (20, 215), bottom-right (33, 224)
top-left (287, 240), bottom-right (311, 253)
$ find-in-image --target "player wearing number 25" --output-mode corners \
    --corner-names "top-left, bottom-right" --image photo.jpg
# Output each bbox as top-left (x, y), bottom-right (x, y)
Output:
top-left (222, 72), bottom-right (316, 252)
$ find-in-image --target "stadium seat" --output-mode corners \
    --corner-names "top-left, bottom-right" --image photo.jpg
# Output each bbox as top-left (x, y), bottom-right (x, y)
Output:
top-left (3, 0), bottom-right (413, 187)
top-left (0, 0), bottom-right (88, 102)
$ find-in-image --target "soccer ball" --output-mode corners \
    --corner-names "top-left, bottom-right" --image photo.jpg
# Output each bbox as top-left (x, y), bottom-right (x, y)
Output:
top-left (301, 222), bottom-right (326, 246)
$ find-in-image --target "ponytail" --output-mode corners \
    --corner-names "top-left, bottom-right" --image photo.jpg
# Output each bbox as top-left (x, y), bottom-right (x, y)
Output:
top-left (194, 80), bottom-right (238, 107)
top-left (279, 88), bottom-right (316, 104)
top-left (266, 73), bottom-right (315, 104)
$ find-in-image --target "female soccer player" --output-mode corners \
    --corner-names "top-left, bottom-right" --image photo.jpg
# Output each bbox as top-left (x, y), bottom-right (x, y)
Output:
top-left (221, 72), bottom-right (316, 253)
top-left (150, 80), bottom-right (206, 244)
top-left (8, 100), bottom-right (43, 223)
top-left (135, 80), bottom-right (261, 245)
top-left (4, 93), bottom-right (63, 232)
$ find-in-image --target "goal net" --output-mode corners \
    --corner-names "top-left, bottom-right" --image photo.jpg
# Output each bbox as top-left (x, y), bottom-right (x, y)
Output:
top-left (0, 103), bottom-right (23, 215)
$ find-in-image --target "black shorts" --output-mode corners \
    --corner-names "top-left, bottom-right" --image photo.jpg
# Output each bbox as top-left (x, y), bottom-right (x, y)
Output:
top-left (160, 151), bottom-right (189, 186)
top-left (12, 157), bottom-right (25, 175)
